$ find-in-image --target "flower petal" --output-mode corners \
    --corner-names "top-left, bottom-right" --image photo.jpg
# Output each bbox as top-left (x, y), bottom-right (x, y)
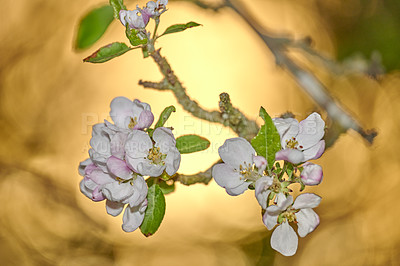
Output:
top-left (296, 208), bottom-right (320, 237)
top-left (110, 132), bottom-right (128, 159)
top-left (79, 179), bottom-right (92, 199)
top-left (86, 168), bottom-right (115, 185)
top-left (296, 113), bottom-right (325, 150)
top-left (218, 137), bottom-right (255, 169)
top-left (300, 163), bottom-right (323, 186)
top-left (275, 149), bottom-right (305, 164)
top-left (106, 200), bottom-right (125, 216)
top-left (125, 176), bottom-right (148, 207)
top-left (122, 200), bottom-right (147, 232)
top-left (271, 221), bottom-right (298, 256)
top-left (273, 118), bottom-right (299, 148)
top-left (253, 155), bottom-right (267, 173)
top-left (107, 156), bottom-right (132, 180)
top-left (124, 130), bottom-right (152, 158)
top-left (255, 176), bottom-right (273, 209)
top-left (263, 211), bottom-right (278, 230)
top-left (281, 121), bottom-right (301, 149)
top-left (165, 147), bottom-right (181, 176)
top-left (78, 158), bottom-right (92, 176)
top-left (153, 127), bottom-right (176, 153)
top-left (225, 181), bottom-right (251, 196)
top-left (135, 110), bottom-right (154, 130)
top-left (292, 193), bottom-right (321, 209)
top-left (303, 140), bottom-right (325, 162)
top-left (92, 186), bottom-right (106, 202)
top-left (101, 182), bottom-right (134, 202)
top-left (110, 96), bottom-right (135, 129)
top-left (212, 163), bottom-right (245, 193)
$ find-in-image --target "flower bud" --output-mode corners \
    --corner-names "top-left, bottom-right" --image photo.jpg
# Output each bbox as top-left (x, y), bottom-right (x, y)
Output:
top-left (300, 162), bottom-right (323, 186)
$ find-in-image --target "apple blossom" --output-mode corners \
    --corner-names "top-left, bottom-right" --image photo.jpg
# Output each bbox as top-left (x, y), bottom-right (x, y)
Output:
top-left (212, 138), bottom-right (268, 196)
top-left (125, 127), bottom-right (181, 177)
top-left (273, 113), bottom-right (325, 164)
top-left (119, 9), bottom-right (148, 29)
top-left (263, 193), bottom-right (321, 256)
top-left (109, 97), bottom-right (154, 131)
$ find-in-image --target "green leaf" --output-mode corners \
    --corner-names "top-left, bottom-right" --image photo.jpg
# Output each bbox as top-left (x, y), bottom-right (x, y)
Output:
top-left (83, 42), bottom-right (131, 63)
top-left (155, 106), bottom-right (176, 129)
top-left (76, 5), bottom-right (114, 50)
top-left (176, 135), bottom-right (210, 154)
top-left (159, 22), bottom-right (201, 37)
top-left (140, 184), bottom-right (166, 237)
top-left (109, 0), bottom-right (126, 19)
top-left (126, 25), bottom-right (148, 46)
top-left (146, 177), bottom-right (175, 195)
top-left (251, 107), bottom-right (281, 171)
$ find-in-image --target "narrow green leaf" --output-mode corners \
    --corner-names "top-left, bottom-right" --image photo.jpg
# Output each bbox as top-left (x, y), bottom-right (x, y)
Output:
top-left (251, 107), bottom-right (281, 171)
top-left (109, 0), bottom-right (126, 19)
top-left (155, 106), bottom-right (176, 129)
top-left (83, 42), bottom-right (132, 63)
top-left (76, 5), bottom-right (114, 50)
top-left (159, 22), bottom-right (201, 37)
top-left (176, 135), bottom-right (210, 154)
top-left (140, 184), bottom-right (166, 237)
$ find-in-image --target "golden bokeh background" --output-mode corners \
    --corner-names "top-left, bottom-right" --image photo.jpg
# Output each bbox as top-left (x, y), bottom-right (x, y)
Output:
top-left (1, 0), bottom-right (399, 265)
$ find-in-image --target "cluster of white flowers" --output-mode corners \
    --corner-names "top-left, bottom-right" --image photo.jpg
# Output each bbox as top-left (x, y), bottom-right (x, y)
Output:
top-left (119, 0), bottom-right (168, 30)
top-left (79, 96), bottom-right (180, 232)
top-left (212, 113), bottom-right (325, 256)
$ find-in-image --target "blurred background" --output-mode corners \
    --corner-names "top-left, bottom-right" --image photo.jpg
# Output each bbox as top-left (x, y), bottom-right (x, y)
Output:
top-left (1, 0), bottom-right (400, 265)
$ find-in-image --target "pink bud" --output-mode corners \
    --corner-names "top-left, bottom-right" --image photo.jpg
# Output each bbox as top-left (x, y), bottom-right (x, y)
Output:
top-left (300, 162), bottom-right (323, 186)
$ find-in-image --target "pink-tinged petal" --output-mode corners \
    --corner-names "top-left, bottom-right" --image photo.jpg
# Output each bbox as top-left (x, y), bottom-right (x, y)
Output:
top-left (78, 158), bottom-right (92, 176)
top-left (253, 155), bottom-right (267, 173)
top-left (296, 113), bottom-right (325, 150)
top-left (79, 179), bottom-right (92, 199)
top-left (83, 178), bottom-right (97, 191)
top-left (263, 211), bottom-right (278, 230)
top-left (275, 149), bottom-right (305, 164)
top-left (218, 138), bottom-right (255, 169)
top-left (293, 193), bottom-right (321, 209)
top-left (153, 127), bottom-right (176, 153)
top-left (301, 163), bottom-right (323, 186)
top-left (107, 156), bottom-right (132, 180)
top-left (124, 130), bottom-right (152, 158)
top-left (255, 176), bottom-right (273, 209)
top-left (212, 163), bottom-right (245, 192)
top-left (312, 140), bottom-right (325, 160)
top-left (225, 181), bottom-right (251, 196)
top-left (122, 200), bottom-right (147, 232)
top-left (165, 147), bottom-right (181, 176)
top-left (86, 168), bottom-right (115, 185)
top-left (92, 186), bottom-right (106, 202)
top-left (271, 222), bottom-right (298, 256)
top-left (133, 99), bottom-right (151, 111)
top-left (106, 200), bottom-right (125, 216)
top-left (101, 182), bottom-right (134, 202)
top-left (296, 208), bottom-right (320, 237)
top-left (135, 110), bottom-right (154, 129)
top-left (110, 132), bottom-right (128, 159)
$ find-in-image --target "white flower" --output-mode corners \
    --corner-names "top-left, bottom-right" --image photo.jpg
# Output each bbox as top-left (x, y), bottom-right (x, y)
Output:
top-left (109, 97), bottom-right (154, 131)
top-left (124, 127), bottom-right (181, 177)
top-left (300, 162), bottom-right (323, 186)
top-left (88, 123), bottom-right (114, 171)
top-left (273, 113), bottom-right (325, 164)
top-left (119, 9), bottom-right (148, 29)
top-left (212, 137), bottom-right (267, 196)
top-left (263, 193), bottom-right (321, 256)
